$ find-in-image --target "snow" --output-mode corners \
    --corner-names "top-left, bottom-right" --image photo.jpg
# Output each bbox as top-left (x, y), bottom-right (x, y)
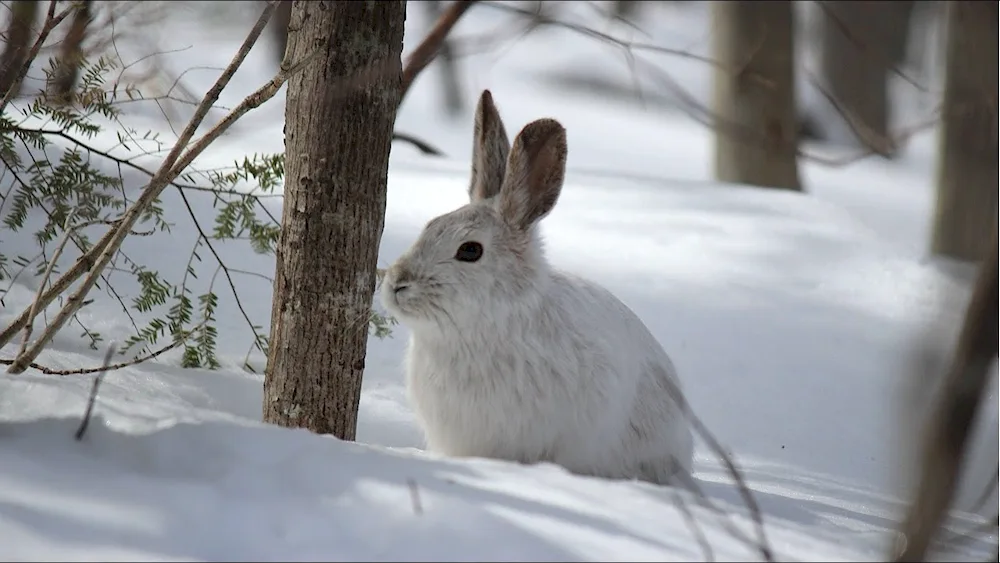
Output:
top-left (1, 2), bottom-right (996, 561)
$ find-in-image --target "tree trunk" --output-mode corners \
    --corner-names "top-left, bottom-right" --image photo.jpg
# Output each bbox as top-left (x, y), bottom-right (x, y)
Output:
top-left (47, 0), bottom-right (91, 106)
top-left (712, 0), bottom-right (802, 191)
top-left (930, 1), bottom-right (998, 262)
top-left (819, 1), bottom-right (915, 158)
top-left (0, 0), bottom-right (39, 98)
top-left (263, 0), bottom-right (406, 440)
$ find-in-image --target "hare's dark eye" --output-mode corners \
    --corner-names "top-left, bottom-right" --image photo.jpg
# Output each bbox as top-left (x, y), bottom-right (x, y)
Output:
top-left (455, 241), bottom-right (483, 263)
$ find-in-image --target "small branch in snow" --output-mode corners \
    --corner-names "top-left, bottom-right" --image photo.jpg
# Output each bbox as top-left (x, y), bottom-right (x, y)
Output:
top-left (659, 381), bottom-right (774, 561)
top-left (407, 478), bottom-right (424, 515)
top-left (670, 489), bottom-right (716, 562)
top-left (688, 415), bottom-right (773, 561)
top-left (672, 467), bottom-right (768, 558)
top-left (74, 342), bottom-right (118, 441)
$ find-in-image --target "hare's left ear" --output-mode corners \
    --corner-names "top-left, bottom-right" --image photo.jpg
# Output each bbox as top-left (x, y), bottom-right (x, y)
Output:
top-left (469, 90), bottom-right (510, 203)
top-left (498, 118), bottom-right (567, 231)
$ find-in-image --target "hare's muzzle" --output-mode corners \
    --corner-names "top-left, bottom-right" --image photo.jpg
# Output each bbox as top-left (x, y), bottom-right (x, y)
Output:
top-left (383, 263), bottom-right (415, 305)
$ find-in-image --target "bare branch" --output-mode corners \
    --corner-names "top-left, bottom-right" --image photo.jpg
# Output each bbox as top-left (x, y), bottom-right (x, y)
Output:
top-left (671, 488), bottom-right (716, 562)
top-left (657, 379), bottom-right (775, 560)
top-left (407, 478), bottom-right (424, 515)
top-left (392, 131), bottom-right (445, 156)
top-left (399, 0), bottom-right (480, 106)
top-left (805, 69), bottom-right (897, 158)
top-left (175, 190), bottom-right (265, 355)
top-left (0, 320), bottom-right (208, 376)
top-left (74, 342), bottom-right (117, 441)
top-left (814, 0), bottom-right (927, 92)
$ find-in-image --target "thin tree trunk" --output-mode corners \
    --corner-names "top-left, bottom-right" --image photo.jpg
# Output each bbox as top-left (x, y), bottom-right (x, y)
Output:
top-left (48, 0), bottom-right (91, 105)
top-left (263, 0), bottom-right (406, 440)
top-left (712, 0), bottom-right (802, 191)
top-left (930, 1), bottom-right (998, 262)
top-left (819, 1), bottom-right (915, 158)
top-left (0, 1), bottom-right (39, 98)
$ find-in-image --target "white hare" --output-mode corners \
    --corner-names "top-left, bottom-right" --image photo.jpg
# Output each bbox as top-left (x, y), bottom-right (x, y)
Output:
top-left (381, 90), bottom-right (694, 486)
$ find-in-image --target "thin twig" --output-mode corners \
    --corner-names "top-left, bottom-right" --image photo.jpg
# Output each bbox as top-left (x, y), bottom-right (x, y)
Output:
top-left (686, 410), bottom-right (773, 561)
top-left (392, 131), bottom-right (445, 156)
top-left (15, 211), bottom-right (78, 364)
top-left (657, 378), bottom-right (774, 561)
top-left (805, 69), bottom-right (897, 158)
top-left (814, 0), bottom-right (927, 92)
top-left (479, 1), bottom-right (730, 72)
top-left (672, 464), bottom-right (768, 555)
top-left (1, 320), bottom-right (207, 376)
top-left (407, 478), bottom-right (424, 515)
top-left (671, 488), bottom-right (716, 562)
top-left (175, 189), bottom-right (264, 354)
top-left (74, 342), bottom-right (118, 441)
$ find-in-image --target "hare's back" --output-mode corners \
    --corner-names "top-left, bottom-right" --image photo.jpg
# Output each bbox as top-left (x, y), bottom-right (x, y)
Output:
top-left (548, 270), bottom-right (677, 376)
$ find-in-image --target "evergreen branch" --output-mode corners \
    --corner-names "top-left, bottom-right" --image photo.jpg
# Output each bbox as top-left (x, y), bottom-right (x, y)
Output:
top-left (1, 3), bottom-right (288, 365)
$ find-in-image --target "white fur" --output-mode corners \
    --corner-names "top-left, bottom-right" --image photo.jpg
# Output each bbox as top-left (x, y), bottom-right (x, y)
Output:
top-left (381, 91), bottom-right (694, 486)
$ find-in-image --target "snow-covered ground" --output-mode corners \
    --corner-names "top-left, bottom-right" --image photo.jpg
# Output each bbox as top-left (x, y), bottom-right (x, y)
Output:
top-left (1, 2), bottom-right (996, 561)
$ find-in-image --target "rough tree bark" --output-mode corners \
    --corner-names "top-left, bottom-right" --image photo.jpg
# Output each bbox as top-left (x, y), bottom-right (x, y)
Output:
top-left (930, 1), bottom-right (998, 262)
top-left (48, 0), bottom-right (91, 105)
top-left (819, 1), bottom-right (915, 158)
top-left (712, 0), bottom-right (802, 191)
top-left (263, 0), bottom-right (406, 440)
top-left (0, 1), bottom-right (39, 97)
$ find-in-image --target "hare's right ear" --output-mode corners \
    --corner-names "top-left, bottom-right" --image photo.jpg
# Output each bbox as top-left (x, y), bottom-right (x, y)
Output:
top-left (469, 90), bottom-right (510, 203)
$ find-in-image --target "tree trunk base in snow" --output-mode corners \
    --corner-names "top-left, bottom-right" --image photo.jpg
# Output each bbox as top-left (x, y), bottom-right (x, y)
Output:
top-left (263, 0), bottom-right (406, 441)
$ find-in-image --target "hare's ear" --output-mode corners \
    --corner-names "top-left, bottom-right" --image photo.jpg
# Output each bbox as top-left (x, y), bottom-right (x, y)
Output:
top-left (498, 118), bottom-right (567, 231)
top-left (469, 90), bottom-right (510, 203)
